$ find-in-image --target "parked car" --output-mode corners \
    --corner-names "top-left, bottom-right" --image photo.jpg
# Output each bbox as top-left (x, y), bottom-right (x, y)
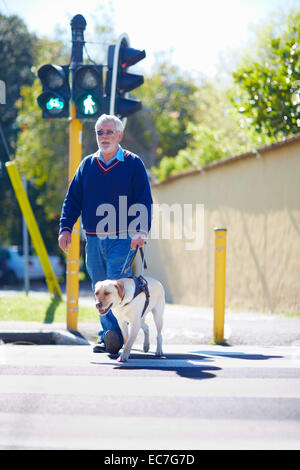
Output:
top-left (0, 246), bottom-right (65, 284)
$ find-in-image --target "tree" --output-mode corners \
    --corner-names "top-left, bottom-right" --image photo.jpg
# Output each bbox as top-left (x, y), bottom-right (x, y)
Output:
top-left (135, 58), bottom-right (200, 163)
top-left (121, 108), bottom-right (158, 169)
top-left (230, 8), bottom-right (300, 138)
top-left (151, 78), bottom-right (276, 181)
top-left (0, 14), bottom-right (37, 160)
top-left (0, 14), bottom-right (37, 245)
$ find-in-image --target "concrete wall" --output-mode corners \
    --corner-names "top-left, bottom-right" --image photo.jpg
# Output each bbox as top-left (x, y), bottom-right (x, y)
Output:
top-left (143, 136), bottom-right (300, 314)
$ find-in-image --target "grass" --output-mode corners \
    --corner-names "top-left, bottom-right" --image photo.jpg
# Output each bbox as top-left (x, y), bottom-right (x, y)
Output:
top-left (0, 295), bottom-right (97, 323)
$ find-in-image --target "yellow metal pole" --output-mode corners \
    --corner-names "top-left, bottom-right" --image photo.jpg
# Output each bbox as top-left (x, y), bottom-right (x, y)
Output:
top-left (66, 103), bottom-right (82, 331)
top-left (5, 161), bottom-right (62, 299)
top-left (213, 227), bottom-right (227, 343)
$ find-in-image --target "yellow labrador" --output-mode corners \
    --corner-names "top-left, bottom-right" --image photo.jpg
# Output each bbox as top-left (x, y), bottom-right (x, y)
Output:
top-left (94, 276), bottom-right (165, 362)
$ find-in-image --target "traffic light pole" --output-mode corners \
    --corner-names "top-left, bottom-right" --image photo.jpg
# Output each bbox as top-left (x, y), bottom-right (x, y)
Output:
top-left (66, 103), bottom-right (82, 331)
top-left (66, 15), bottom-right (86, 331)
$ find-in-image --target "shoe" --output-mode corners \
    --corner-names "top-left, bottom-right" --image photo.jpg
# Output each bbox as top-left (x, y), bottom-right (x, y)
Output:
top-left (104, 329), bottom-right (122, 354)
top-left (93, 330), bottom-right (122, 354)
top-left (93, 341), bottom-right (106, 353)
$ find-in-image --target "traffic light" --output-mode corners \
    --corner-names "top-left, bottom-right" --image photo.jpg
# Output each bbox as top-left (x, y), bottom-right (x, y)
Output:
top-left (72, 65), bottom-right (103, 119)
top-left (37, 65), bottom-right (70, 118)
top-left (105, 36), bottom-right (145, 118)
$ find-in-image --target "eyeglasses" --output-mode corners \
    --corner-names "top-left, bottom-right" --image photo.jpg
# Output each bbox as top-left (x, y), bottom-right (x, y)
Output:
top-left (96, 129), bottom-right (117, 136)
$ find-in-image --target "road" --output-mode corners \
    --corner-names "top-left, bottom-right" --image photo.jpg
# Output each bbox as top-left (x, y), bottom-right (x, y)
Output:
top-left (1, 284), bottom-right (300, 450)
top-left (0, 342), bottom-right (300, 450)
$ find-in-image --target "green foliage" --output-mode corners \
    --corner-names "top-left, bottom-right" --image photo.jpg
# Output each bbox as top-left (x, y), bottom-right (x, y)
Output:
top-left (0, 14), bottom-right (37, 158)
top-left (0, 14), bottom-right (37, 245)
top-left (230, 8), bottom-right (300, 137)
top-left (121, 107), bottom-right (157, 169)
top-left (152, 81), bottom-right (274, 181)
top-left (152, 123), bottom-right (236, 181)
top-left (136, 59), bottom-right (199, 162)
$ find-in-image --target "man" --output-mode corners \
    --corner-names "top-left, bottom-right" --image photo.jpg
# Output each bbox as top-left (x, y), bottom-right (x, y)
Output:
top-left (58, 114), bottom-right (153, 353)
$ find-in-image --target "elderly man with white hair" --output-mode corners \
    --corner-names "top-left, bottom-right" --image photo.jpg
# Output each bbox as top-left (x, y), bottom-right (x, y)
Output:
top-left (58, 114), bottom-right (153, 354)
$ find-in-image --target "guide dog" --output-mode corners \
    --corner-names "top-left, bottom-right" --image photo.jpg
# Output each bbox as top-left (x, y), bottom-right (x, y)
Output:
top-left (94, 276), bottom-right (165, 362)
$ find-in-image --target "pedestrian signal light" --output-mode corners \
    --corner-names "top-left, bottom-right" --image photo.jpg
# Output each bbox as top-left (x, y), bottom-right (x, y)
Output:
top-left (37, 65), bottom-right (70, 118)
top-left (83, 94), bottom-right (96, 114)
top-left (72, 65), bottom-right (103, 119)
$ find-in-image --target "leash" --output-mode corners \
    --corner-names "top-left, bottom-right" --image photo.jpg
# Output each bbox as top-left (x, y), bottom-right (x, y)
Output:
top-left (140, 242), bottom-right (147, 277)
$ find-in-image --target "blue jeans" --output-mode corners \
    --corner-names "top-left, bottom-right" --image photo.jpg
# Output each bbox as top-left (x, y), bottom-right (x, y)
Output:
top-left (85, 236), bottom-right (135, 345)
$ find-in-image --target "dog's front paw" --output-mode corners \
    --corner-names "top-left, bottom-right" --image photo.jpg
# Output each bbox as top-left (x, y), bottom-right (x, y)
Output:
top-left (117, 355), bottom-right (128, 363)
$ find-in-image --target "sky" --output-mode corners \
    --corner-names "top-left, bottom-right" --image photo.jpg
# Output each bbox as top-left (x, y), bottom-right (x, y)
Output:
top-left (1, 0), bottom-right (300, 80)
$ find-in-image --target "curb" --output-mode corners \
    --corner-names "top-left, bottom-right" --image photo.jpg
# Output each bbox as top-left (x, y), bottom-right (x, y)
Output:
top-left (0, 330), bottom-right (90, 346)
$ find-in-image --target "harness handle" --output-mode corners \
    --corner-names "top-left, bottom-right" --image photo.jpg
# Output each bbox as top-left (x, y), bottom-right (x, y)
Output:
top-left (120, 244), bottom-right (147, 277)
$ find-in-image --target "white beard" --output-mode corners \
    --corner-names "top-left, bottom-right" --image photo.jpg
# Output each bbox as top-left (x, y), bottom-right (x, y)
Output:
top-left (99, 141), bottom-right (115, 153)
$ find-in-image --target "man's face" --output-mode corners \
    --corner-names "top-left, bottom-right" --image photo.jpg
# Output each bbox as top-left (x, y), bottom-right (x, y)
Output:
top-left (96, 121), bottom-right (123, 156)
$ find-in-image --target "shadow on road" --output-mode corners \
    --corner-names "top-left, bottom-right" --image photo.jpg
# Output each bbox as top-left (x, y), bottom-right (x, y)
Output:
top-left (195, 350), bottom-right (284, 360)
top-left (91, 348), bottom-right (284, 380)
top-left (92, 352), bottom-right (222, 381)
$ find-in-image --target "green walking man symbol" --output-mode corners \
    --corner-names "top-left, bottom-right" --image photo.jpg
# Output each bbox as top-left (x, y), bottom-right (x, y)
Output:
top-left (83, 94), bottom-right (96, 114)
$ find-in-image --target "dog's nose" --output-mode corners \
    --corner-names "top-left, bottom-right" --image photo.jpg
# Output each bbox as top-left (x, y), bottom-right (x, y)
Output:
top-left (96, 302), bottom-right (102, 310)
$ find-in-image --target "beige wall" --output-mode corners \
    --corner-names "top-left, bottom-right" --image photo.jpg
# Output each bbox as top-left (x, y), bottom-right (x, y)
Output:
top-left (144, 137), bottom-right (300, 314)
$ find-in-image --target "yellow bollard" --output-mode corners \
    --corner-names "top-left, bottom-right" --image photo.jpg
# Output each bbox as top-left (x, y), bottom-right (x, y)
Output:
top-left (5, 161), bottom-right (62, 299)
top-left (213, 228), bottom-right (227, 343)
top-left (66, 104), bottom-right (82, 331)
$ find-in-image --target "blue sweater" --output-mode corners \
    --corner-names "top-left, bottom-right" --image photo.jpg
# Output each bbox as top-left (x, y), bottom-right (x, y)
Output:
top-left (59, 148), bottom-right (153, 238)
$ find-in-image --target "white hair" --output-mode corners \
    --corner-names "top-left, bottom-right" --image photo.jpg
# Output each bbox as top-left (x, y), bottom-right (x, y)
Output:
top-left (95, 114), bottom-right (124, 133)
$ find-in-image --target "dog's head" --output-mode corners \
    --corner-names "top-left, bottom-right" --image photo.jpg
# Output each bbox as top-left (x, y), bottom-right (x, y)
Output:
top-left (94, 279), bottom-right (124, 316)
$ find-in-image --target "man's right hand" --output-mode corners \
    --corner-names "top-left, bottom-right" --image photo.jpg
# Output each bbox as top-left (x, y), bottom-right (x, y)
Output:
top-left (58, 231), bottom-right (71, 253)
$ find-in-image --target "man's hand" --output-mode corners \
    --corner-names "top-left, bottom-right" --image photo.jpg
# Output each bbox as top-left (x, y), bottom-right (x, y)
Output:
top-left (58, 231), bottom-right (71, 253)
top-left (130, 233), bottom-right (146, 250)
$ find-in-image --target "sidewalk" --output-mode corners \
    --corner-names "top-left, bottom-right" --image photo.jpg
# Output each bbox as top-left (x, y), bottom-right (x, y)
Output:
top-left (0, 286), bottom-right (300, 347)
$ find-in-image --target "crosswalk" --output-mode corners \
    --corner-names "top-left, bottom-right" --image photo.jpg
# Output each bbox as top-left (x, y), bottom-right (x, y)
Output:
top-left (0, 343), bottom-right (300, 450)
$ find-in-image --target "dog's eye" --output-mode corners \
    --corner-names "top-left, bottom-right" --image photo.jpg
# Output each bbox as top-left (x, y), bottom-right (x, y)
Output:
top-left (104, 292), bottom-right (110, 296)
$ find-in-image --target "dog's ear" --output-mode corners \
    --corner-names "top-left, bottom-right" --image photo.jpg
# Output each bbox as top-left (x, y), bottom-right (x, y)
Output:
top-left (114, 280), bottom-right (125, 300)
top-left (94, 282), bottom-right (101, 296)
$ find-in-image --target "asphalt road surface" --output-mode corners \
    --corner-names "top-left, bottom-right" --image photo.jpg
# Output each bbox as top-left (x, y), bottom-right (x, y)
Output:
top-left (1, 284), bottom-right (300, 450)
top-left (0, 343), bottom-right (299, 450)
